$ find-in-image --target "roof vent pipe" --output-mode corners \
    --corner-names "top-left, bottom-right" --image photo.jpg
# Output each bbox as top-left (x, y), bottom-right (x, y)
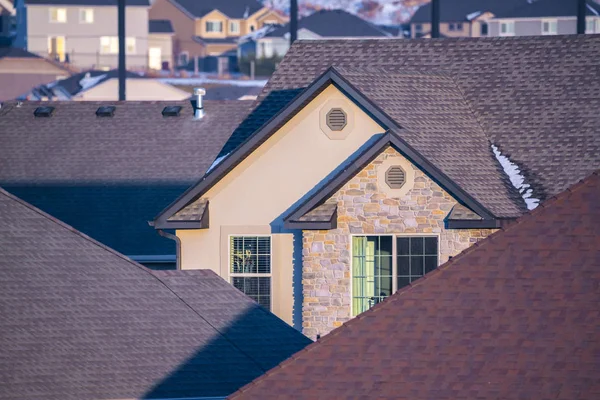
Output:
top-left (191, 87), bottom-right (206, 119)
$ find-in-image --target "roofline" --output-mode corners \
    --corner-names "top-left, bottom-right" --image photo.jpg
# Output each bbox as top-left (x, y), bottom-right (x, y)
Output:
top-left (154, 66), bottom-right (497, 227)
top-left (167, 0), bottom-right (197, 20)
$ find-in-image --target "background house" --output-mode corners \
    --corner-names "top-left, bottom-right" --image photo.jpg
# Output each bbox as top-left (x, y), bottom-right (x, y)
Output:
top-left (0, 47), bottom-right (70, 101)
top-left (0, 0), bottom-right (17, 46)
top-left (238, 9), bottom-right (391, 65)
top-left (14, 0), bottom-right (151, 70)
top-left (0, 188), bottom-right (311, 399)
top-left (149, 0), bottom-right (287, 73)
top-left (0, 100), bottom-right (252, 269)
top-left (488, 0), bottom-right (600, 36)
top-left (148, 19), bottom-right (174, 70)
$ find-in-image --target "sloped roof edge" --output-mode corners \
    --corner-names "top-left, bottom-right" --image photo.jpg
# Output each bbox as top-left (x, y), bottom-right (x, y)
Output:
top-left (154, 67), bottom-right (497, 229)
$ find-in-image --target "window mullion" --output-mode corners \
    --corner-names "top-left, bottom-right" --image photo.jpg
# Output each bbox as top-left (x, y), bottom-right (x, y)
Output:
top-left (392, 235), bottom-right (397, 293)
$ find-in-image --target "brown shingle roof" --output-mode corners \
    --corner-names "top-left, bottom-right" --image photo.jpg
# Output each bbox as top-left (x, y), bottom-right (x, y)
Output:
top-left (0, 188), bottom-right (310, 399)
top-left (230, 170), bottom-right (600, 400)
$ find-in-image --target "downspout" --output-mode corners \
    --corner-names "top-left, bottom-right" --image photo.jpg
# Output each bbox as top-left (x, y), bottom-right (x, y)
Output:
top-left (157, 229), bottom-right (181, 270)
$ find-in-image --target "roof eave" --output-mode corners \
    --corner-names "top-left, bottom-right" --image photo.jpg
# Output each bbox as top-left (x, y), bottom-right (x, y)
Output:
top-left (445, 218), bottom-right (509, 229)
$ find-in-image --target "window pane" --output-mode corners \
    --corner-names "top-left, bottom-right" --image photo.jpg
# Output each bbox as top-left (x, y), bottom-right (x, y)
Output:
top-left (397, 276), bottom-right (410, 290)
top-left (377, 254), bottom-right (392, 276)
top-left (424, 237), bottom-right (438, 255)
top-left (425, 256), bottom-right (438, 274)
top-left (397, 256), bottom-right (409, 276)
top-left (232, 277), bottom-right (271, 310)
top-left (410, 237), bottom-right (424, 255)
top-left (397, 237), bottom-right (409, 255)
top-left (410, 256), bottom-right (424, 278)
top-left (375, 275), bottom-right (392, 298)
top-left (257, 255), bottom-right (270, 273)
top-left (377, 236), bottom-right (392, 256)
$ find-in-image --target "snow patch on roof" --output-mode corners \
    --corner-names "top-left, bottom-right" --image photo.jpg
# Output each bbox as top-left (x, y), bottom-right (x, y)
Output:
top-left (587, 3), bottom-right (599, 16)
top-left (79, 73), bottom-right (107, 91)
top-left (491, 144), bottom-right (539, 210)
top-left (159, 78), bottom-right (267, 87)
top-left (206, 153), bottom-right (229, 174)
top-left (466, 11), bottom-right (482, 21)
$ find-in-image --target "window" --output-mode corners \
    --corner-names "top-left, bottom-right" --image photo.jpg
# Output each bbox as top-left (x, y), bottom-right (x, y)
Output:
top-left (480, 22), bottom-right (488, 36)
top-left (99, 37), bottom-right (135, 54)
top-left (229, 21), bottom-right (240, 34)
top-left (541, 19), bottom-right (557, 35)
top-left (352, 235), bottom-right (438, 315)
top-left (48, 36), bottom-right (66, 61)
top-left (456, 22), bottom-right (463, 30)
top-left (499, 21), bottom-right (515, 36)
top-left (79, 8), bottom-right (93, 23)
top-left (178, 51), bottom-right (189, 66)
top-left (206, 20), bottom-right (223, 33)
top-left (448, 23), bottom-right (455, 31)
top-left (230, 236), bottom-right (271, 310)
top-left (250, 24), bottom-right (255, 32)
top-left (414, 23), bottom-right (422, 32)
top-left (586, 18), bottom-right (599, 34)
top-left (49, 8), bottom-right (67, 23)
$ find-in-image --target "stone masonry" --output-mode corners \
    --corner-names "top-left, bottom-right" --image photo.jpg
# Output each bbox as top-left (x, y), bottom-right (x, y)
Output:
top-left (302, 146), bottom-right (496, 339)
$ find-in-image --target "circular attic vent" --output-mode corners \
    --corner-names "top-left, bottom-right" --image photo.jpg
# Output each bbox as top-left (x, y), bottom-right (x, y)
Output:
top-left (386, 166), bottom-right (406, 189)
top-left (326, 108), bottom-right (347, 131)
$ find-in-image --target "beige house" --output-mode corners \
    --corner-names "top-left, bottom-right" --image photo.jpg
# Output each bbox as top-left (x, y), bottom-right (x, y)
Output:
top-left (148, 19), bottom-right (174, 70)
top-left (149, 0), bottom-right (287, 66)
top-left (19, 0), bottom-right (150, 70)
top-left (153, 35), bottom-right (600, 339)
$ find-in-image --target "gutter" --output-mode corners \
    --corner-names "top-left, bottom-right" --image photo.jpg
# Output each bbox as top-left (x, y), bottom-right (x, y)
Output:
top-left (149, 223), bottom-right (181, 270)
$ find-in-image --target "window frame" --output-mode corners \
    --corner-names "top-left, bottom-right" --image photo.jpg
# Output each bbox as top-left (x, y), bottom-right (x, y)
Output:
top-left (49, 7), bottom-right (67, 23)
top-left (541, 19), bottom-right (557, 35)
top-left (228, 234), bottom-right (273, 310)
top-left (499, 20), bottom-right (515, 36)
top-left (349, 233), bottom-right (440, 316)
top-left (205, 20), bottom-right (223, 33)
top-left (79, 8), bottom-right (94, 24)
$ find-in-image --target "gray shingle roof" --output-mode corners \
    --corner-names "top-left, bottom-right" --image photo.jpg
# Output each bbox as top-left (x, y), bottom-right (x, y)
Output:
top-left (149, 19), bottom-right (174, 34)
top-left (495, 0), bottom-right (600, 19)
top-left (410, 0), bottom-right (524, 23)
top-left (0, 187), bottom-right (311, 399)
top-left (213, 35), bottom-right (600, 219)
top-left (0, 100), bottom-right (251, 257)
top-left (172, 0), bottom-right (264, 19)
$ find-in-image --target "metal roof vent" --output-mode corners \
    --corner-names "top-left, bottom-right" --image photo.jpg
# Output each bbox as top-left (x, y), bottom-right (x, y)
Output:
top-left (96, 106), bottom-right (116, 117)
top-left (385, 166), bottom-right (406, 189)
top-left (326, 108), bottom-right (347, 131)
top-left (190, 87), bottom-right (206, 119)
top-left (162, 105), bottom-right (182, 117)
top-left (34, 106), bottom-right (55, 117)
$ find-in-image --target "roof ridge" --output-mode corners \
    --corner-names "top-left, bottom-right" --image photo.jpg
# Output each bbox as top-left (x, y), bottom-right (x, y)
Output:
top-left (228, 169), bottom-right (600, 399)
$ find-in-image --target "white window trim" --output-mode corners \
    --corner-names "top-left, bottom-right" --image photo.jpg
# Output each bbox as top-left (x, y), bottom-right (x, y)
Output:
top-left (49, 7), bottom-right (67, 23)
top-left (541, 19), bottom-right (557, 35)
top-left (586, 17), bottom-right (599, 34)
top-left (499, 20), bottom-right (515, 36)
top-left (229, 20), bottom-right (240, 34)
top-left (228, 234), bottom-right (273, 310)
top-left (349, 233), bottom-right (441, 317)
top-left (79, 8), bottom-right (94, 24)
top-left (206, 20), bottom-right (223, 33)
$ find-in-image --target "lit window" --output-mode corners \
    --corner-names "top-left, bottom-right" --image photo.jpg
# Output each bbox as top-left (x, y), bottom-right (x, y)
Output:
top-left (500, 21), bottom-right (515, 36)
top-left (99, 37), bottom-right (135, 54)
top-left (229, 21), bottom-right (240, 34)
top-left (79, 8), bottom-right (94, 23)
top-left (126, 37), bottom-right (136, 54)
top-left (206, 20), bottom-right (223, 33)
top-left (230, 236), bottom-right (271, 310)
top-left (352, 236), bottom-right (438, 316)
top-left (541, 19), bottom-right (557, 35)
top-left (49, 8), bottom-right (67, 23)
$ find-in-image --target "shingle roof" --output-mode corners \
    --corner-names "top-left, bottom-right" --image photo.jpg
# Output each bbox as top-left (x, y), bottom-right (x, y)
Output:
top-left (0, 47), bottom-right (39, 59)
top-left (230, 170), bottom-right (600, 400)
top-left (24, 0), bottom-right (149, 5)
top-left (265, 9), bottom-right (390, 38)
top-left (496, 0), bottom-right (600, 18)
top-left (410, 0), bottom-right (524, 23)
top-left (0, 100), bottom-right (251, 257)
top-left (43, 69), bottom-right (142, 97)
top-left (149, 18), bottom-right (174, 34)
top-left (172, 0), bottom-right (264, 19)
top-left (212, 35), bottom-right (600, 219)
top-left (0, 188), bottom-right (311, 399)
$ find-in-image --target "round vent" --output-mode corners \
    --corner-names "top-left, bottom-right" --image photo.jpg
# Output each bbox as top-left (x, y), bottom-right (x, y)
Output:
top-left (326, 108), bottom-right (347, 131)
top-left (386, 166), bottom-right (406, 189)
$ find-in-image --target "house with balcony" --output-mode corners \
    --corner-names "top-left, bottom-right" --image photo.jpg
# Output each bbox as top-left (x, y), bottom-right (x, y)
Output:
top-left (14, 0), bottom-right (151, 70)
top-left (488, 0), bottom-right (600, 36)
top-left (153, 35), bottom-right (600, 338)
top-left (149, 0), bottom-right (286, 71)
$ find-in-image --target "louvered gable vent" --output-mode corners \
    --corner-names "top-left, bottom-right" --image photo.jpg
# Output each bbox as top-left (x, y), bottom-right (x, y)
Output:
top-left (386, 166), bottom-right (406, 189)
top-left (326, 108), bottom-right (347, 131)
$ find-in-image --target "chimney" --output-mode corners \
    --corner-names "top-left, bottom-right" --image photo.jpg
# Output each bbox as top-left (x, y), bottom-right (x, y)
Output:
top-left (290, 0), bottom-right (298, 45)
top-left (191, 88), bottom-right (206, 119)
top-left (577, 0), bottom-right (586, 34)
top-left (431, 0), bottom-right (440, 38)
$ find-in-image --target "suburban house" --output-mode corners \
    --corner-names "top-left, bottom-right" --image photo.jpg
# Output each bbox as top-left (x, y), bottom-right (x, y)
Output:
top-left (0, 188), bottom-right (311, 399)
top-left (0, 46), bottom-right (70, 101)
top-left (149, 0), bottom-right (287, 70)
top-left (0, 0), bottom-right (16, 46)
top-left (409, 0), bottom-right (524, 38)
top-left (229, 171), bottom-right (600, 400)
top-left (24, 69), bottom-right (191, 100)
top-left (0, 100), bottom-right (252, 269)
top-left (153, 35), bottom-right (600, 337)
top-left (488, 0), bottom-right (600, 36)
top-left (238, 9), bottom-right (391, 60)
top-left (148, 19), bottom-right (175, 70)
top-left (14, 0), bottom-right (151, 70)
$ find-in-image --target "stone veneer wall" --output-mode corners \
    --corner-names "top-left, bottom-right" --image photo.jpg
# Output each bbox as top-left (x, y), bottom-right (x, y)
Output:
top-left (302, 146), bottom-right (496, 339)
